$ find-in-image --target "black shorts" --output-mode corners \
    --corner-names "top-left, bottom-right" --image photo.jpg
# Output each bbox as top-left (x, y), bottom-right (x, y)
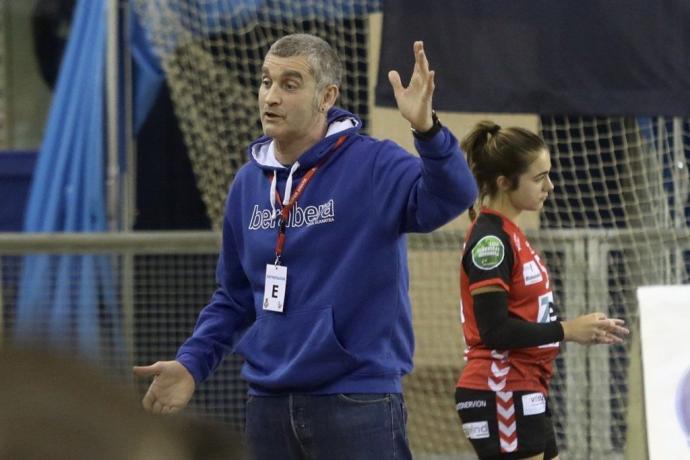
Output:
top-left (455, 387), bottom-right (558, 460)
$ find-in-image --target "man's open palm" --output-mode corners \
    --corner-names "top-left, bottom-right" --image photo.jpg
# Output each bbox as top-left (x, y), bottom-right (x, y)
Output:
top-left (133, 360), bottom-right (195, 414)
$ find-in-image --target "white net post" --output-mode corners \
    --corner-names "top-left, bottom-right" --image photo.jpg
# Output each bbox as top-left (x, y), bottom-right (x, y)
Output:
top-left (0, 0), bottom-right (7, 148)
top-left (562, 235), bottom-right (589, 457)
top-left (586, 235), bottom-right (618, 460)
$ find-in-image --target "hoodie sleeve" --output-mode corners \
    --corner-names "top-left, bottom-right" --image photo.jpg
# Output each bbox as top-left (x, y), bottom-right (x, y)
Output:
top-left (175, 186), bottom-right (255, 385)
top-left (372, 127), bottom-right (477, 233)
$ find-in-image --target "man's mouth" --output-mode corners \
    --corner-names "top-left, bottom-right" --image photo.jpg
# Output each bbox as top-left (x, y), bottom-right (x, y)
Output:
top-left (263, 111), bottom-right (282, 121)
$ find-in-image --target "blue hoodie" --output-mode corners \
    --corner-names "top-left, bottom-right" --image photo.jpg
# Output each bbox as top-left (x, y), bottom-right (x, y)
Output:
top-left (176, 107), bottom-right (477, 395)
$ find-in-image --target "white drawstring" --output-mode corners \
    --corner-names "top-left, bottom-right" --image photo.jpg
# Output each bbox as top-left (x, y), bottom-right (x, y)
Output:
top-left (270, 171), bottom-right (278, 220)
top-left (269, 161), bottom-right (300, 221)
top-left (283, 162), bottom-right (300, 205)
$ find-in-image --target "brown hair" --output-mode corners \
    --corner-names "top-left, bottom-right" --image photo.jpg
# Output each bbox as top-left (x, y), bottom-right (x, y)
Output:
top-left (461, 120), bottom-right (546, 220)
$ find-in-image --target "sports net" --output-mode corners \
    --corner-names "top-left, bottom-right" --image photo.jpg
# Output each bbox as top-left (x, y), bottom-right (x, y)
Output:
top-left (405, 116), bottom-right (690, 459)
top-left (536, 116), bottom-right (690, 460)
top-left (129, 1), bottom-right (690, 457)
top-left (2, 114), bottom-right (689, 459)
top-left (0, 234), bottom-right (248, 430)
top-left (5, 1), bottom-right (690, 458)
top-left (118, 0), bottom-right (688, 458)
top-left (132, 0), bottom-right (380, 229)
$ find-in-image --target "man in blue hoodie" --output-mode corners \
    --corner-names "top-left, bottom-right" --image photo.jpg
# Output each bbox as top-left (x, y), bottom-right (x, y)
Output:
top-left (134, 33), bottom-right (477, 459)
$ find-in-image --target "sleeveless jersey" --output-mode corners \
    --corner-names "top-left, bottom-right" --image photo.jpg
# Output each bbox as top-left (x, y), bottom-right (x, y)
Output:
top-left (456, 209), bottom-right (560, 394)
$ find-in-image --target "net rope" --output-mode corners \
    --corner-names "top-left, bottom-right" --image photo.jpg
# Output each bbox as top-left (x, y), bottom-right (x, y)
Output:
top-left (30, 2), bottom-right (685, 457)
top-left (132, 0), bottom-right (378, 229)
top-left (2, 114), bottom-right (689, 459)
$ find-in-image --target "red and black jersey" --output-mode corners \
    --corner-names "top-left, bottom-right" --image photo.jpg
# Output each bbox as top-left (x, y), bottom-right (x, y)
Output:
top-left (456, 209), bottom-right (560, 394)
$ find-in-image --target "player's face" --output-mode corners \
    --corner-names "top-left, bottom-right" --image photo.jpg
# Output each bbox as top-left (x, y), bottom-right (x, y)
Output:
top-left (507, 149), bottom-right (554, 212)
top-left (258, 54), bottom-right (323, 143)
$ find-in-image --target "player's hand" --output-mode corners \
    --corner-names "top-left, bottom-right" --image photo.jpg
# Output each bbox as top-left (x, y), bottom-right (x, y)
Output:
top-left (387, 41), bottom-right (435, 132)
top-left (561, 313), bottom-right (629, 345)
top-left (133, 360), bottom-right (195, 414)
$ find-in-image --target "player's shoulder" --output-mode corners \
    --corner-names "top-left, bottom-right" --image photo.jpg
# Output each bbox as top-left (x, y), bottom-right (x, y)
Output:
top-left (468, 213), bottom-right (509, 245)
top-left (464, 214), bottom-right (514, 266)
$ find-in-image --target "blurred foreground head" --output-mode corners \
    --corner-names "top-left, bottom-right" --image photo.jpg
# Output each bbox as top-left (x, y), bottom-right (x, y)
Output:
top-left (0, 346), bottom-right (246, 460)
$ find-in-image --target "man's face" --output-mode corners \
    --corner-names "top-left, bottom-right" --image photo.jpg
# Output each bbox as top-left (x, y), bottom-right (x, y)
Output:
top-left (258, 53), bottom-right (323, 143)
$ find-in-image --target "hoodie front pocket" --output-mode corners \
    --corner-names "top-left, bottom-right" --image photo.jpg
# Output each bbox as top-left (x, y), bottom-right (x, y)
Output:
top-left (235, 305), bottom-right (359, 390)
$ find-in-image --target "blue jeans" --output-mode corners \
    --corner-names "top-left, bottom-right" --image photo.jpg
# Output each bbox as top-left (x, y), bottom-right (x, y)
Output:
top-left (245, 393), bottom-right (412, 460)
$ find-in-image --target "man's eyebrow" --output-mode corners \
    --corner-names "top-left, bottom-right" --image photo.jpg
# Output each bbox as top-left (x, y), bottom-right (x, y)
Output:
top-left (280, 70), bottom-right (304, 81)
top-left (260, 67), bottom-right (304, 81)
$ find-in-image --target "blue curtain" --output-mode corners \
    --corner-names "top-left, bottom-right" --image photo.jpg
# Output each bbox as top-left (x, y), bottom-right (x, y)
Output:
top-left (15, 0), bottom-right (164, 358)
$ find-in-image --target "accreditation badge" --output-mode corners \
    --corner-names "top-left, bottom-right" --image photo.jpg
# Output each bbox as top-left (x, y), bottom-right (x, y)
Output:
top-left (263, 264), bottom-right (287, 312)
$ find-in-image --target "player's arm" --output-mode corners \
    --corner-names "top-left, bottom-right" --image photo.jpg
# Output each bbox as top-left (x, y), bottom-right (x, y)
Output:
top-left (472, 286), bottom-right (564, 350)
top-left (473, 287), bottom-right (629, 348)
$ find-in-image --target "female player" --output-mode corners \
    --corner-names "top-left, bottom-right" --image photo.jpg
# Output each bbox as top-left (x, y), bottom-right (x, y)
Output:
top-left (454, 121), bottom-right (629, 460)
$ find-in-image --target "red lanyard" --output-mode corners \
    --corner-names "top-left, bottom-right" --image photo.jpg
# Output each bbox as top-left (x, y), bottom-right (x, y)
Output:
top-left (270, 135), bottom-right (347, 265)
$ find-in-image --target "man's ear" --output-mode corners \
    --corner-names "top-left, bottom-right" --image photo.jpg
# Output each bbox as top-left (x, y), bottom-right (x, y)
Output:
top-left (321, 84), bottom-right (339, 111)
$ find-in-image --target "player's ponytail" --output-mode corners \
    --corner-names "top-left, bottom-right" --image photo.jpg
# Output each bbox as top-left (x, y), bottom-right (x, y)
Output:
top-left (461, 121), bottom-right (499, 173)
top-left (461, 121), bottom-right (502, 220)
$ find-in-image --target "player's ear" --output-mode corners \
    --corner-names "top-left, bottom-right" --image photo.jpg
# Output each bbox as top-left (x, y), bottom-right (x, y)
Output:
top-left (496, 175), bottom-right (511, 192)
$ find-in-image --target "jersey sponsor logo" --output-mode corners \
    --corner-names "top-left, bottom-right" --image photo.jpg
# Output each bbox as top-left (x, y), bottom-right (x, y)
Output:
top-left (521, 392), bottom-right (546, 416)
top-left (248, 200), bottom-right (335, 230)
top-left (462, 421), bottom-right (490, 439)
top-left (522, 260), bottom-right (543, 285)
top-left (471, 235), bottom-right (505, 270)
top-left (456, 400), bottom-right (488, 410)
top-left (537, 292), bottom-right (560, 349)
top-left (537, 292), bottom-right (554, 323)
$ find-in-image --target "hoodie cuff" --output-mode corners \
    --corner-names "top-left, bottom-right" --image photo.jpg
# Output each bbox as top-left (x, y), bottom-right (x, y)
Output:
top-left (411, 110), bottom-right (442, 141)
top-left (176, 352), bottom-right (207, 386)
top-left (414, 126), bottom-right (453, 158)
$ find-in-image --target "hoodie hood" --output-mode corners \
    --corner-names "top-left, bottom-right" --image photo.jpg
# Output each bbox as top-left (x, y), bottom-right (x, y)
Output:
top-left (248, 106), bottom-right (362, 172)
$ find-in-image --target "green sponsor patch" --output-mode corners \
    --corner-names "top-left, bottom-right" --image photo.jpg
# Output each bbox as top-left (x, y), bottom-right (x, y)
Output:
top-left (471, 235), bottom-right (505, 270)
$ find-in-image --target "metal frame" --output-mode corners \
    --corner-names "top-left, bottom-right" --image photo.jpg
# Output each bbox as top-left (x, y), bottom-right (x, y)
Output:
top-left (106, 0), bottom-right (136, 232)
top-left (1, 228), bottom-right (689, 458)
top-left (0, 0), bottom-right (7, 148)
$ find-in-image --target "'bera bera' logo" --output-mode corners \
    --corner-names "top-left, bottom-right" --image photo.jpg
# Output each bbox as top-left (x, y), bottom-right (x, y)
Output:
top-left (248, 200), bottom-right (335, 230)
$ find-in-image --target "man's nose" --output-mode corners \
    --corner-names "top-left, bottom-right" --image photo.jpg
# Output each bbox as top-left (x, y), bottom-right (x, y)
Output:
top-left (263, 84), bottom-right (281, 105)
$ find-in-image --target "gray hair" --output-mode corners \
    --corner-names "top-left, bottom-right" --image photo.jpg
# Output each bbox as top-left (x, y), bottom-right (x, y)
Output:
top-left (267, 33), bottom-right (343, 90)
